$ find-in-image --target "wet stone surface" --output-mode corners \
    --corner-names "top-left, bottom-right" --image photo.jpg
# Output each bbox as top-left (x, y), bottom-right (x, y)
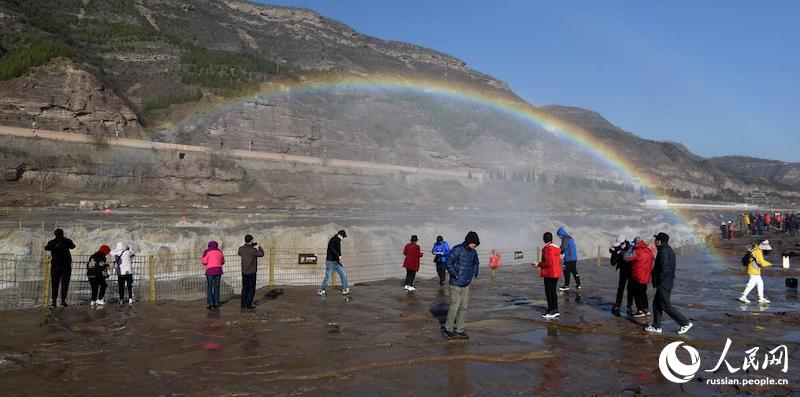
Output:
top-left (0, 253), bottom-right (798, 396)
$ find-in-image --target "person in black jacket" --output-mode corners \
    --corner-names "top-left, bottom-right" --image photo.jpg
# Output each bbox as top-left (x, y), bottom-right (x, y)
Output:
top-left (238, 234), bottom-right (264, 310)
top-left (318, 230), bottom-right (350, 296)
top-left (645, 233), bottom-right (693, 335)
top-left (609, 236), bottom-right (633, 315)
top-left (44, 228), bottom-right (76, 307)
top-left (87, 245), bottom-right (111, 306)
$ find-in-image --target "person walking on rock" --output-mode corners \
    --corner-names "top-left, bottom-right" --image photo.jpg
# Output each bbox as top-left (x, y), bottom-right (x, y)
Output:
top-left (432, 236), bottom-right (451, 286)
top-left (44, 228), bottom-right (76, 307)
top-left (202, 241), bottom-right (224, 309)
top-left (86, 245), bottom-right (111, 306)
top-left (443, 231), bottom-right (480, 340)
top-left (533, 232), bottom-right (562, 318)
top-left (557, 228), bottom-right (580, 291)
top-left (645, 233), bottom-right (693, 335)
top-left (403, 235), bottom-right (423, 291)
top-left (738, 240), bottom-right (773, 304)
top-left (318, 230), bottom-right (350, 296)
top-left (238, 235), bottom-right (264, 310)
top-left (110, 242), bottom-right (135, 305)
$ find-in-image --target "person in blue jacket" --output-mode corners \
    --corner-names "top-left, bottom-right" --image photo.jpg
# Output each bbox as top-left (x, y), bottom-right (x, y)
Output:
top-left (432, 235), bottom-right (451, 286)
top-left (557, 227), bottom-right (581, 291)
top-left (443, 231), bottom-right (480, 340)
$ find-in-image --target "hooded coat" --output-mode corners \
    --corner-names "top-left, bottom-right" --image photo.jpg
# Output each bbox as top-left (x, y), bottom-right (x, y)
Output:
top-left (625, 240), bottom-right (655, 284)
top-left (202, 241), bottom-right (224, 276)
top-left (557, 228), bottom-right (577, 262)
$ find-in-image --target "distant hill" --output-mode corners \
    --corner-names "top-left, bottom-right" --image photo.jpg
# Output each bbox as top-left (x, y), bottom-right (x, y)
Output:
top-left (0, 0), bottom-right (797, 207)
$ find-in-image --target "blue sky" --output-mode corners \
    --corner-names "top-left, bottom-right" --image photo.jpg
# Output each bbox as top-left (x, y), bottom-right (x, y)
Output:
top-left (258, 1), bottom-right (799, 162)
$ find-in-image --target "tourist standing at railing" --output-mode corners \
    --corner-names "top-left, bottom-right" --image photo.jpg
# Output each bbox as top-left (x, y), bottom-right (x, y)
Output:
top-left (202, 241), bottom-right (224, 309)
top-left (44, 228), bottom-right (75, 308)
top-left (557, 228), bottom-right (581, 291)
top-left (111, 242), bottom-right (135, 305)
top-left (443, 231), bottom-right (480, 340)
top-left (238, 235), bottom-right (264, 310)
top-left (432, 236), bottom-right (451, 287)
top-left (403, 235), bottom-right (423, 291)
top-left (318, 230), bottom-right (350, 296)
top-left (533, 232), bottom-right (562, 319)
top-left (86, 245), bottom-right (111, 306)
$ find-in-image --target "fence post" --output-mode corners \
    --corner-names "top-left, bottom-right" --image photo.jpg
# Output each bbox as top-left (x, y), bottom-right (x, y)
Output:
top-left (148, 255), bottom-right (156, 301)
top-left (268, 247), bottom-right (276, 287)
top-left (42, 256), bottom-right (51, 306)
top-left (596, 245), bottom-right (602, 266)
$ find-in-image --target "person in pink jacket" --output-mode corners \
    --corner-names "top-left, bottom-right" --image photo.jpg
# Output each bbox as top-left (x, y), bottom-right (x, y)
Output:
top-left (202, 241), bottom-right (224, 309)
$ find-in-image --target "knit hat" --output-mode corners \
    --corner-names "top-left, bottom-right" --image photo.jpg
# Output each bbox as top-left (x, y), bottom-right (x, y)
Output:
top-left (759, 240), bottom-right (772, 251)
top-left (653, 232), bottom-right (670, 244)
top-left (464, 231), bottom-right (480, 246)
top-left (99, 245), bottom-right (111, 255)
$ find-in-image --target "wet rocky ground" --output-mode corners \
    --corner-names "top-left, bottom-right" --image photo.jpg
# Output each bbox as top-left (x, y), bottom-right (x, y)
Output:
top-left (1, 252), bottom-right (798, 396)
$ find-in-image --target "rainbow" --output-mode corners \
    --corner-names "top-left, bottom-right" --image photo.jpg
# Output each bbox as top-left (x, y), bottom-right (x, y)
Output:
top-left (170, 73), bottom-right (726, 259)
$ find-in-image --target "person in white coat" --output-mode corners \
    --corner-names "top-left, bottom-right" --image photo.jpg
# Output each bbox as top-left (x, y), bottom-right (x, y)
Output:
top-left (111, 242), bottom-right (136, 304)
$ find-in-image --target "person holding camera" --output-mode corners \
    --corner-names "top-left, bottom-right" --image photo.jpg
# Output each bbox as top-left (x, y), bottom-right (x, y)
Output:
top-left (238, 234), bottom-right (264, 310)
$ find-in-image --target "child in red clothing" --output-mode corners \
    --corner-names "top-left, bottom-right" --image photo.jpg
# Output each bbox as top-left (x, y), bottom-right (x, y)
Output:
top-left (533, 232), bottom-right (563, 318)
top-left (489, 249), bottom-right (502, 279)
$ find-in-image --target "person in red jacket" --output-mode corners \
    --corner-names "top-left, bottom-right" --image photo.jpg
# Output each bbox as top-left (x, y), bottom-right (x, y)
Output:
top-left (624, 238), bottom-right (655, 318)
top-left (533, 232), bottom-right (563, 319)
top-left (403, 235), bottom-right (423, 291)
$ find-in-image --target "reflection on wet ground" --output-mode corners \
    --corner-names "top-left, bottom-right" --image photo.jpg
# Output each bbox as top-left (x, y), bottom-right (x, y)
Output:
top-left (0, 253), bottom-right (798, 395)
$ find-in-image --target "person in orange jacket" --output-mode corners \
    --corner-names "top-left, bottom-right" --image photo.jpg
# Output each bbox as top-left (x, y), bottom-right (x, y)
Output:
top-left (489, 249), bottom-right (502, 279)
top-left (533, 232), bottom-right (563, 319)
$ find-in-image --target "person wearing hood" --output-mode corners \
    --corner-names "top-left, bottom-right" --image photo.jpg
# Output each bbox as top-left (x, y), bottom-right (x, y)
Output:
top-left (403, 235), bottom-right (423, 291)
top-left (110, 242), bottom-right (136, 305)
top-left (533, 232), bottom-right (563, 318)
top-left (609, 235), bottom-right (634, 314)
top-left (238, 235), bottom-right (264, 310)
top-left (86, 245), bottom-right (111, 306)
top-left (556, 228), bottom-right (580, 291)
top-left (432, 236), bottom-right (451, 286)
top-left (202, 241), bottom-right (224, 309)
top-left (318, 230), bottom-right (350, 296)
top-left (645, 233), bottom-right (693, 335)
top-left (624, 238), bottom-right (655, 317)
top-left (443, 231), bottom-right (480, 339)
top-left (44, 228), bottom-right (76, 307)
top-left (738, 240), bottom-right (773, 304)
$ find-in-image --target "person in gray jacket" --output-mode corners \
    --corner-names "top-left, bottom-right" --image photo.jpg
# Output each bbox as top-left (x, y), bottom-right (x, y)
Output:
top-left (443, 231), bottom-right (480, 340)
top-left (238, 235), bottom-right (264, 310)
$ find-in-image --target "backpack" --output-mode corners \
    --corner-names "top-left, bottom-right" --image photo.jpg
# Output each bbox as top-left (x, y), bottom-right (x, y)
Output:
top-left (741, 249), bottom-right (752, 267)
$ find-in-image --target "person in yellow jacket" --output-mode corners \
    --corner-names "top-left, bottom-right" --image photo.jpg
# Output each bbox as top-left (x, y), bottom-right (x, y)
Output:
top-left (738, 240), bottom-right (772, 304)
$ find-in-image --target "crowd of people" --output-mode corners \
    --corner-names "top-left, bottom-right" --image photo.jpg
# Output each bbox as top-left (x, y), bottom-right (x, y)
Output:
top-left (722, 211), bottom-right (799, 239)
top-left (46, 216), bottom-right (800, 340)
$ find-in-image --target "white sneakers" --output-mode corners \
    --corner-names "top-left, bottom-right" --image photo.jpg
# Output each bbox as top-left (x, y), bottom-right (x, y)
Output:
top-left (342, 288), bottom-right (351, 295)
top-left (738, 296), bottom-right (750, 304)
top-left (317, 290), bottom-right (326, 296)
top-left (404, 285), bottom-right (416, 291)
top-left (644, 325), bottom-right (662, 334)
top-left (678, 322), bottom-right (694, 335)
top-left (96, 299), bottom-right (105, 306)
top-left (90, 300), bottom-right (96, 306)
top-left (542, 312), bottom-right (560, 319)
top-left (129, 298), bottom-right (134, 304)
top-left (758, 297), bottom-right (770, 304)
top-left (558, 286), bottom-right (570, 291)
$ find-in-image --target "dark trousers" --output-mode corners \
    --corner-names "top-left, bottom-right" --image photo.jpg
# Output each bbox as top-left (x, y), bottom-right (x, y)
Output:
top-left (633, 282), bottom-right (649, 311)
top-left (615, 264), bottom-right (634, 309)
top-left (544, 277), bottom-right (559, 312)
top-left (436, 261), bottom-right (446, 283)
top-left (88, 277), bottom-right (107, 301)
top-left (117, 274), bottom-right (133, 300)
top-left (404, 269), bottom-right (417, 286)
top-left (50, 265), bottom-right (71, 304)
top-left (563, 261), bottom-right (581, 287)
top-left (652, 288), bottom-right (688, 328)
top-left (241, 273), bottom-right (256, 308)
top-left (207, 275), bottom-right (221, 307)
